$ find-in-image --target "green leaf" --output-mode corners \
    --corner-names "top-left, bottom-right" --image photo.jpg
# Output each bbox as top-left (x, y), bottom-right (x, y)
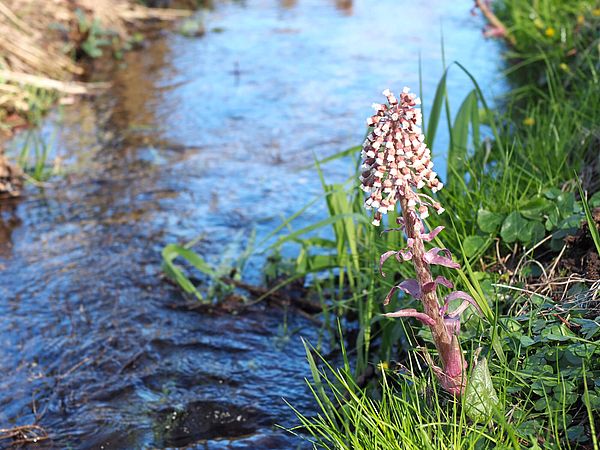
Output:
top-left (578, 182), bottom-right (600, 256)
top-left (161, 244), bottom-right (218, 302)
top-left (525, 221), bottom-right (546, 244)
top-left (519, 335), bottom-right (536, 347)
top-left (500, 211), bottom-right (528, 243)
top-left (544, 187), bottom-right (562, 200)
top-left (426, 69), bottom-right (448, 151)
top-left (465, 357), bottom-right (500, 422)
top-left (519, 196), bottom-right (552, 220)
top-left (293, 237), bottom-right (337, 248)
top-left (448, 89), bottom-right (477, 183)
top-left (471, 104), bottom-right (481, 152)
top-left (587, 392), bottom-right (600, 409)
top-left (463, 235), bottom-right (485, 258)
top-left (545, 208), bottom-right (560, 230)
top-left (556, 192), bottom-right (575, 218)
top-left (542, 333), bottom-right (571, 342)
top-left (306, 254), bottom-right (338, 271)
top-left (571, 318), bottom-right (600, 340)
top-left (477, 209), bottom-right (505, 233)
top-left (567, 425), bottom-right (587, 443)
top-left (534, 397), bottom-right (549, 412)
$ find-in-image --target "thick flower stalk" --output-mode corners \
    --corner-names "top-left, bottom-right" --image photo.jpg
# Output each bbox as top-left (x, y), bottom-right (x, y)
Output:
top-left (360, 87), bottom-right (482, 396)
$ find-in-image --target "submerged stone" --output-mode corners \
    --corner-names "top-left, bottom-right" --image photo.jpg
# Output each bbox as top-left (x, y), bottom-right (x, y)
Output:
top-left (153, 401), bottom-right (270, 447)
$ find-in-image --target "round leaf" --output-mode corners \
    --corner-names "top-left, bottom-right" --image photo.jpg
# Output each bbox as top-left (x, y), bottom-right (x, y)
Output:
top-left (500, 211), bottom-right (528, 243)
top-left (477, 209), bottom-right (505, 233)
top-left (519, 196), bottom-right (552, 220)
top-left (463, 235), bottom-right (486, 257)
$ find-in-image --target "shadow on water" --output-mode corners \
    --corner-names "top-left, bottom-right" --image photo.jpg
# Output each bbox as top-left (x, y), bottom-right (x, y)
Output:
top-left (0, 0), bottom-right (504, 447)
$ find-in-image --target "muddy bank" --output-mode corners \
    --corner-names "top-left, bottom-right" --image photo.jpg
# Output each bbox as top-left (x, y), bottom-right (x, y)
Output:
top-left (0, 0), bottom-right (191, 197)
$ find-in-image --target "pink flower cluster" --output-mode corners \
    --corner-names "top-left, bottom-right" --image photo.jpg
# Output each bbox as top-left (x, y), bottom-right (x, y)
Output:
top-left (360, 87), bottom-right (444, 226)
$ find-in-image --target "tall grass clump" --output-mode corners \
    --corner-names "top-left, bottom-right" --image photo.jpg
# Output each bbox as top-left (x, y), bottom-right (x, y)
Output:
top-left (293, 299), bottom-right (600, 449)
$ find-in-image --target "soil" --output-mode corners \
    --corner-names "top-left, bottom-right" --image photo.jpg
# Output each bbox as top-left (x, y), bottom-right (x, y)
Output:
top-left (0, 150), bottom-right (23, 198)
top-left (561, 207), bottom-right (600, 280)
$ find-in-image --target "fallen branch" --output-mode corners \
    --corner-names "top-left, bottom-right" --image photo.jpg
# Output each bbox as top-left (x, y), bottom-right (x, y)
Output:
top-left (0, 424), bottom-right (49, 446)
top-left (475, 0), bottom-right (516, 45)
top-left (0, 70), bottom-right (110, 95)
top-left (117, 5), bottom-right (193, 22)
top-left (222, 277), bottom-right (323, 315)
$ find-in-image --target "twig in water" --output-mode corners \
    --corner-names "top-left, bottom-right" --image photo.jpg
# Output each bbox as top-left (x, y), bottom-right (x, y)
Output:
top-left (0, 424), bottom-right (49, 446)
top-left (474, 0), bottom-right (516, 45)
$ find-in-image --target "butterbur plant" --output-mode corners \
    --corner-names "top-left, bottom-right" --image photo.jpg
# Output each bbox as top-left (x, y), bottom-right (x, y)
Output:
top-left (360, 87), bottom-right (483, 396)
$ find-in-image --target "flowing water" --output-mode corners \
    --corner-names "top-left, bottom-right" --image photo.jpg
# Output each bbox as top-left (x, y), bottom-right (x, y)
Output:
top-left (0, 1), bottom-right (504, 448)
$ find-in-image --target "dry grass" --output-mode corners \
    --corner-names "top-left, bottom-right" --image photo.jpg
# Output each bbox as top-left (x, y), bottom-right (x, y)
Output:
top-left (0, 0), bottom-right (190, 116)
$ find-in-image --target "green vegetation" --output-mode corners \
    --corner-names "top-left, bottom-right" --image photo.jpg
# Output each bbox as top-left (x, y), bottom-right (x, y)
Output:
top-left (284, 0), bottom-right (600, 447)
top-left (494, 0), bottom-right (600, 69)
top-left (291, 301), bottom-right (600, 449)
top-left (289, 291), bottom-right (600, 448)
top-left (74, 9), bottom-right (136, 60)
top-left (162, 230), bottom-right (256, 302)
top-left (17, 131), bottom-right (56, 182)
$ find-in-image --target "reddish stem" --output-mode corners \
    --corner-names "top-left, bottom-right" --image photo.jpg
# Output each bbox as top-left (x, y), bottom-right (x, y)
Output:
top-left (400, 196), bottom-right (467, 395)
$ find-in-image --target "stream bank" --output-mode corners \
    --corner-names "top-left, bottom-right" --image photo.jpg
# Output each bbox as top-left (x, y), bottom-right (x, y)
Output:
top-left (0, 0), bottom-right (191, 198)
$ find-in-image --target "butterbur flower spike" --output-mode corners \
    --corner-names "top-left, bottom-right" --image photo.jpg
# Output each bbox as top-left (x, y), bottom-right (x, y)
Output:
top-left (363, 88), bottom-right (483, 396)
top-left (360, 87), bottom-right (443, 227)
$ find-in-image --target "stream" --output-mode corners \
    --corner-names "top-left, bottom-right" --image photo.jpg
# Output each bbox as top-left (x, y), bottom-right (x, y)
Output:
top-left (0, 0), bottom-right (504, 448)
